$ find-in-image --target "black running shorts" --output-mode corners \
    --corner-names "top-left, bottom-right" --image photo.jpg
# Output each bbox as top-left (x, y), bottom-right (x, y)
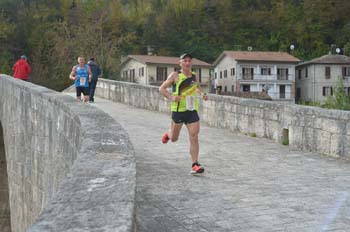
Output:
top-left (171, 110), bottom-right (199, 124)
top-left (76, 87), bottom-right (89, 97)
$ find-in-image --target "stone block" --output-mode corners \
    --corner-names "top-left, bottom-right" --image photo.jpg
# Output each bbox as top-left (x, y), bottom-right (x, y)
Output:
top-left (330, 134), bottom-right (343, 157)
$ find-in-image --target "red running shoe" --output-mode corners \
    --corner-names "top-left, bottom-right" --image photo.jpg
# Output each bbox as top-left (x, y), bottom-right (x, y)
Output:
top-left (162, 133), bottom-right (170, 144)
top-left (191, 162), bottom-right (204, 175)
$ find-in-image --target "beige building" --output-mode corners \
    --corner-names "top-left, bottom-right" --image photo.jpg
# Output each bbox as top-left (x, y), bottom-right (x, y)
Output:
top-left (213, 51), bottom-right (300, 101)
top-left (120, 55), bottom-right (212, 91)
top-left (296, 54), bottom-right (350, 103)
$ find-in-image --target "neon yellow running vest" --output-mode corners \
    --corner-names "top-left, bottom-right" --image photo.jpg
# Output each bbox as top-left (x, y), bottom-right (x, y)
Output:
top-left (171, 72), bottom-right (199, 112)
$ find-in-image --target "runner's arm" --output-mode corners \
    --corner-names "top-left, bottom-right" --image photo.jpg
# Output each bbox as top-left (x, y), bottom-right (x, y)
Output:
top-left (159, 71), bottom-right (179, 102)
top-left (69, 66), bottom-right (77, 80)
top-left (195, 76), bottom-right (209, 101)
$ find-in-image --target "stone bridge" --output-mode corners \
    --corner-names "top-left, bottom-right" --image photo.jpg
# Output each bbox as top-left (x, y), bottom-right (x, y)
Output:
top-left (0, 74), bottom-right (350, 231)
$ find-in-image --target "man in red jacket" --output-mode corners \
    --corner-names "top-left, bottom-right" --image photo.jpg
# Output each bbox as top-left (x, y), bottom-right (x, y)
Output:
top-left (12, 55), bottom-right (32, 81)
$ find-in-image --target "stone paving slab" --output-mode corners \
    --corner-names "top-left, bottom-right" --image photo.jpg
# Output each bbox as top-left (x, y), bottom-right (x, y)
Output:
top-left (91, 97), bottom-right (350, 232)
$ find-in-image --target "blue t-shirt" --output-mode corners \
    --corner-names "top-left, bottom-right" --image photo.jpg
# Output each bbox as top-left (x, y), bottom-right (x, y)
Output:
top-left (74, 64), bottom-right (89, 87)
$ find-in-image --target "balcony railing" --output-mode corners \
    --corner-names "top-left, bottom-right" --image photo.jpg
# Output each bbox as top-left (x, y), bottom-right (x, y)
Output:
top-left (277, 74), bottom-right (289, 80)
top-left (238, 74), bottom-right (293, 81)
top-left (242, 74), bottom-right (254, 80)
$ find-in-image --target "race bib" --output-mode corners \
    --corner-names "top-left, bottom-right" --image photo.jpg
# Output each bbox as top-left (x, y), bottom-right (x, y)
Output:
top-left (186, 96), bottom-right (195, 111)
top-left (80, 77), bottom-right (86, 86)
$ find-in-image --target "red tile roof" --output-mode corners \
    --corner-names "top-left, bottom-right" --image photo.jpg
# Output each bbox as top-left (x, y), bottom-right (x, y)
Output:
top-left (126, 55), bottom-right (211, 67)
top-left (213, 51), bottom-right (300, 65)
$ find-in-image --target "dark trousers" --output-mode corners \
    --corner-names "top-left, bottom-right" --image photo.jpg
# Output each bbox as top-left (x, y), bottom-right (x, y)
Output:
top-left (89, 78), bottom-right (98, 101)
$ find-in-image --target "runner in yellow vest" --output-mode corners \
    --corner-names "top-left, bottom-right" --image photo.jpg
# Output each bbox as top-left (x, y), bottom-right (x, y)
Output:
top-left (159, 53), bottom-right (209, 175)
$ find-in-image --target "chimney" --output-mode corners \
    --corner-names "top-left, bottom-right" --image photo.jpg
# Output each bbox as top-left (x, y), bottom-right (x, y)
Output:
top-left (147, 45), bottom-right (154, 56)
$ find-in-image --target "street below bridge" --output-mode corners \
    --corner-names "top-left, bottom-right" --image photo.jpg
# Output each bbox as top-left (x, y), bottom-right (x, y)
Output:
top-left (92, 97), bottom-right (350, 232)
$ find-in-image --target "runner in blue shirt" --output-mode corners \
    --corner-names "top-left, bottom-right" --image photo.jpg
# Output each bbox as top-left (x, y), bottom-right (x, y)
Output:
top-left (69, 56), bottom-right (92, 102)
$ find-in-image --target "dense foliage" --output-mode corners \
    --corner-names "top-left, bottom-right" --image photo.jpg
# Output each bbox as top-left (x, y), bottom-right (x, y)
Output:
top-left (1, 0), bottom-right (350, 91)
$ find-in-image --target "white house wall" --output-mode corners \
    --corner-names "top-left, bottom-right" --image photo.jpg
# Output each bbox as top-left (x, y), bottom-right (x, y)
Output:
top-left (236, 62), bottom-right (296, 101)
top-left (147, 65), bottom-right (157, 83)
top-left (120, 59), bottom-right (147, 84)
top-left (297, 64), bottom-right (350, 103)
top-left (315, 64), bottom-right (350, 102)
top-left (214, 56), bottom-right (237, 91)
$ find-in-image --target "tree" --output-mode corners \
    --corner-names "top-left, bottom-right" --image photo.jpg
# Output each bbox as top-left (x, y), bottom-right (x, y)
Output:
top-left (323, 77), bottom-right (350, 110)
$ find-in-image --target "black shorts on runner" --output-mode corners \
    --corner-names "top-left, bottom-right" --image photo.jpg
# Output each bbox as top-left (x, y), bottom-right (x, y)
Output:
top-left (76, 87), bottom-right (89, 97)
top-left (172, 110), bottom-right (199, 124)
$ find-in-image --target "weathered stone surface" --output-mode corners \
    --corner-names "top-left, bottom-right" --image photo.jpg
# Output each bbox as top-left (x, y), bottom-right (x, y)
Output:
top-left (0, 121), bottom-right (11, 232)
top-left (93, 97), bottom-right (350, 232)
top-left (0, 75), bottom-right (136, 232)
top-left (94, 79), bottom-right (350, 159)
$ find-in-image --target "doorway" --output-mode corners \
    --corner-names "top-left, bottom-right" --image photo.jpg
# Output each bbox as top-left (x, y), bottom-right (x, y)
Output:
top-left (280, 85), bottom-right (286, 99)
top-left (242, 85), bottom-right (250, 92)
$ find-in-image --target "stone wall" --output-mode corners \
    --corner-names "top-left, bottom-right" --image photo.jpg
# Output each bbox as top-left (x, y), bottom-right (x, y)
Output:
top-left (95, 78), bottom-right (350, 158)
top-left (0, 75), bottom-right (136, 232)
top-left (0, 122), bottom-right (11, 232)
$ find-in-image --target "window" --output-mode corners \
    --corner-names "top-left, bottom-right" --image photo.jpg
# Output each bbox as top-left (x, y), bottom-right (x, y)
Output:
top-left (224, 70), bottom-right (227, 78)
top-left (261, 67), bottom-right (271, 75)
top-left (139, 67), bottom-right (144, 77)
top-left (322, 87), bottom-right (333, 96)
top-left (123, 70), bottom-right (128, 79)
top-left (156, 67), bottom-right (167, 82)
top-left (296, 88), bottom-right (301, 99)
top-left (277, 68), bottom-right (289, 80)
top-left (305, 67), bottom-right (308, 78)
top-left (220, 71), bottom-right (222, 79)
top-left (232, 85), bottom-right (234, 92)
top-left (298, 69), bottom-right (302, 80)
top-left (342, 67), bottom-right (350, 78)
top-left (224, 86), bottom-right (227, 92)
top-left (325, 67), bottom-right (330, 79)
top-left (231, 68), bottom-right (235, 76)
top-left (242, 68), bottom-right (254, 80)
top-left (130, 69), bottom-right (135, 82)
top-left (279, 85), bottom-right (285, 99)
top-left (344, 87), bottom-right (350, 95)
top-left (215, 72), bottom-right (217, 79)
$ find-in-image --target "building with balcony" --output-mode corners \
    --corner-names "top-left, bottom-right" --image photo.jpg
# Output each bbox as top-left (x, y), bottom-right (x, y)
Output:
top-left (212, 51), bottom-right (300, 101)
top-left (295, 54), bottom-right (350, 103)
top-left (120, 55), bottom-right (212, 92)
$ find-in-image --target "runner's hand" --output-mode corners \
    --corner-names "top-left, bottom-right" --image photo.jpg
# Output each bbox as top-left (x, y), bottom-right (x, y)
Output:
top-left (171, 96), bottom-right (181, 102)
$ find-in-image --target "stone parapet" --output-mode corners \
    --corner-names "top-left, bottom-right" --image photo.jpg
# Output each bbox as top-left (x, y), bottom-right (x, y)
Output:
top-left (0, 75), bottom-right (136, 232)
top-left (96, 79), bottom-right (350, 158)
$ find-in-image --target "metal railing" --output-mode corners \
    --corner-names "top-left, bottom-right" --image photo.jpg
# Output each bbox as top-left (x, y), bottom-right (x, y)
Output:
top-left (238, 74), bottom-right (294, 81)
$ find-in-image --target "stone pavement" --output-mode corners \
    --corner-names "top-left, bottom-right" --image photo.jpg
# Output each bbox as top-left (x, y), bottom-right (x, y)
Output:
top-left (91, 97), bottom-right (350, 232)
